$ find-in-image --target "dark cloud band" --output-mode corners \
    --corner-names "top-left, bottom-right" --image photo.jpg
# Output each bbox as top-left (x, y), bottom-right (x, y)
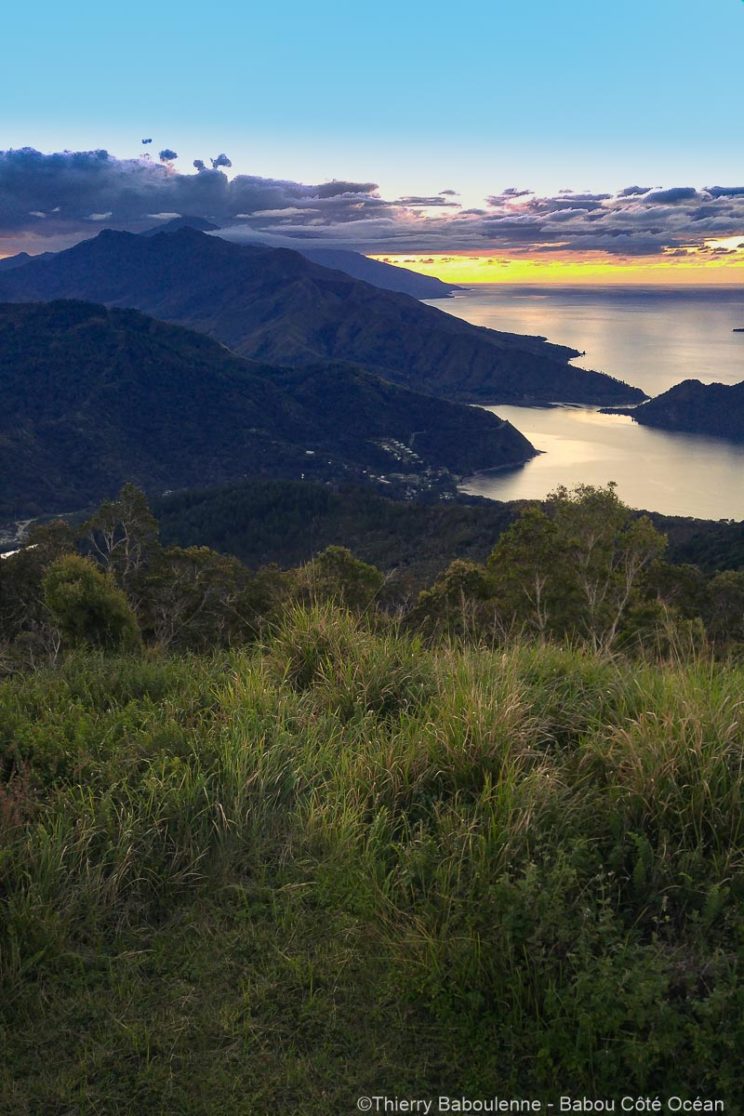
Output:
top-left (2, 147), bottom-right (744, 260)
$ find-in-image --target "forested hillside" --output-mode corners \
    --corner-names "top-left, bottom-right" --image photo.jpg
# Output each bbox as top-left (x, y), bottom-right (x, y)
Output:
top-left (0, 300), bottom-right (535, 518)
top-left (0, 228), bottom-right (645, 405)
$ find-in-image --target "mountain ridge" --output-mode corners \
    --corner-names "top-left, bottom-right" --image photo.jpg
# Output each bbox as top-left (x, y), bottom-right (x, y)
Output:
top-left (0, 228), bottom-right (645, 406)
top-left (0, 300), bottom-right (536, 518)
top-left (295, 246), bottom-right (461, 299)
top-left (610, 378), bottom-right (744, 441)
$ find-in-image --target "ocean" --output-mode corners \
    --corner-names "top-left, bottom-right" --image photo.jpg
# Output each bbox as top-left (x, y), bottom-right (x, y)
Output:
top-left (428, 285), bottom-right (744, 519)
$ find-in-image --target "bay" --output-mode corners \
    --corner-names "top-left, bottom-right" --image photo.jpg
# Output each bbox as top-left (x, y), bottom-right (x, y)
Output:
top-left (428, 285), bottom-right (744, 518)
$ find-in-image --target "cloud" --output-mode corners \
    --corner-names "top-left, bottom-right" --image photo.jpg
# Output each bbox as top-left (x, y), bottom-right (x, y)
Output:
top-left (210, 153), bottom-right (232, 169)
top-left (2, 147), bottom-right (744, 262)
top-left (396, 195), bottom-right (461, 208)
top-left (645, 187), bottom-right (698, 204)
top-left (314, 180), bottom-right (377, 198)
top-left (158, 149), bottom-right (178, 163)
top-left (705, 185), bottom-right (744, 199)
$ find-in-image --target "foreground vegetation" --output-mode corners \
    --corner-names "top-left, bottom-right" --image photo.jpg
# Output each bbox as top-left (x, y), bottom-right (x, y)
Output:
top-left (1, 613), bottom-right (743, 1111)
top-left (1, 484), bottom-right (743, 1110)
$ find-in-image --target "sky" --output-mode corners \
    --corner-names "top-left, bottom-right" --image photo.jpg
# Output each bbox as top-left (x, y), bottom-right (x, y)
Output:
top-left (2, 0), bottom-right (744, 283)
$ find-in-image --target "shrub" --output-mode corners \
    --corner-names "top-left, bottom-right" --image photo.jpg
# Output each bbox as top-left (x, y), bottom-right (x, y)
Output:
top-left (42, 554), bottom-right (141, 652)
top-left (296, 545), bottom-right (384, 611)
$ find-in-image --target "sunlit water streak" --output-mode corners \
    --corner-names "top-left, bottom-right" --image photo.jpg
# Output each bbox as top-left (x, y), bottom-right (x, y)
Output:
top-left (426, 286), bottom-right (744, 518)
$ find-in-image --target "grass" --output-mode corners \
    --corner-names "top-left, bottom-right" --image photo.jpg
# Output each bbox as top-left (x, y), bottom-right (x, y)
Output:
top-left (1, 606), bottom-right (743, 1112)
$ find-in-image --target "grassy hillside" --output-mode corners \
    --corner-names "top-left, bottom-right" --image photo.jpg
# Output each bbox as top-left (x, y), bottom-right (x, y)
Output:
top-left (1, 610), bottom-right (742, 1112)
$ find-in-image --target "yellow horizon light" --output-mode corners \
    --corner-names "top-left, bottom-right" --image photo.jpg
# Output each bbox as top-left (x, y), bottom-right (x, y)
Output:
top-left (369, 249), bottom-right (744, 286)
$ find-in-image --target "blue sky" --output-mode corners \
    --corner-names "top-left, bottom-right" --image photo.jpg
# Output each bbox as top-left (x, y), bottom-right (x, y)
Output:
top-left (2, 0), bottom-right (744, 281)
top-left (3, 0), bottom-right (744, 202)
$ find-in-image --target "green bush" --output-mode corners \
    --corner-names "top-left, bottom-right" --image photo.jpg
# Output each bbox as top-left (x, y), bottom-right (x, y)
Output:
top-left (42, 554), bottom-right (142, 652)
top-left (296, 545), bottom-right (385, 611)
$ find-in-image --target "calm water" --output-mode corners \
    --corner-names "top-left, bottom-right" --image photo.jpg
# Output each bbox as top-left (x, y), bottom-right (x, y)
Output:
top-left (428, 286), bottom-right (744, 519)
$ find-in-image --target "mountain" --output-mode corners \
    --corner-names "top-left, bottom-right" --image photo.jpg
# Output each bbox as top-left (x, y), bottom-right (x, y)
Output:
top-left (0, 250), bottom-right (56, 271)
top-left (3, 228), bottom-right (458, 299)
top-left (0, 300), bottom-right (536, 518)
top-left (296, 247), bottom-right (461, 299)
top-left (144, 222), bottom-right (461, 298)
top-left (0, 228), bottom-right (645, 406)
top-left (618, 378), bottom-right (744, 441)
top-left (146, 221), bottom-right (461, 297)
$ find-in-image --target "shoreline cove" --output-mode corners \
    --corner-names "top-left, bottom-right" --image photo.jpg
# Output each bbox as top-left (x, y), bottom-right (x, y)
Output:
top-left (439, 287), bottom-right (744, 518)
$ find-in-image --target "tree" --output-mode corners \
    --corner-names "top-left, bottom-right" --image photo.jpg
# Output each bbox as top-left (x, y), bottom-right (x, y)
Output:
top-left (140, 545), bottom-right (276, 650)
top-left (408, 559), bottom-right (499, 639)
top-left (0, 521), bottom-right (76, 668)
top-left (487, 504), bottom-right (563, 638)
top-left (645, 560), bottom-right (711, 621)
top-left (83, 484), bottom-right (160, 600)
top-left (42, 555), bottom-right (141, 651)
top-left (297, 546), bottom-right (384, 612)
top-left (487, 484), bottom-right (667, 650)
top-left (706, 569), bottom-right (744, 646)
top-left (549, 484), bottom-right (667, 650)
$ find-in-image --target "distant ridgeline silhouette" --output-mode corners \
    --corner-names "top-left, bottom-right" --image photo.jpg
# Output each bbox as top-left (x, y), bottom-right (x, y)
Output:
top-left (138, 218), bottom-right (463, 299)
